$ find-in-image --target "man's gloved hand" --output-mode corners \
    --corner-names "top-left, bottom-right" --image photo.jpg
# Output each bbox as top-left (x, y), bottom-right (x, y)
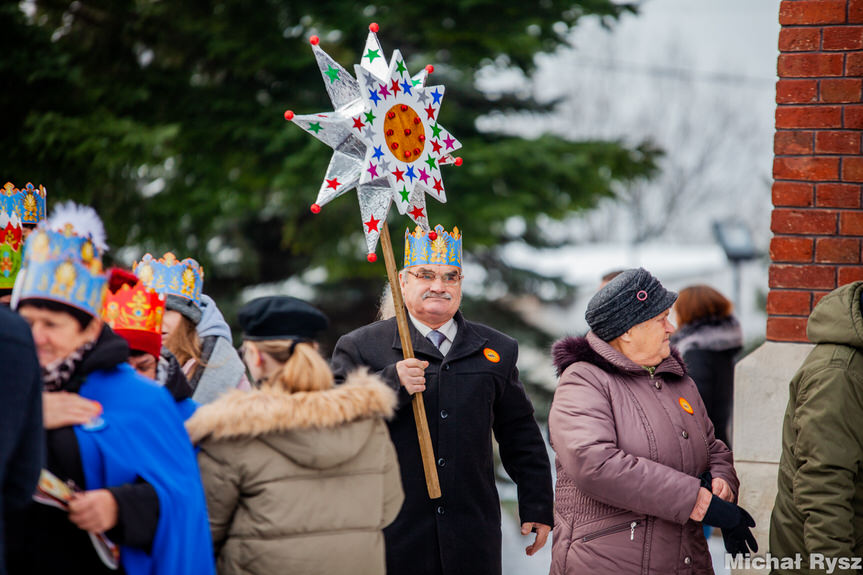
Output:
top-left (702, 495), bottom-right (758, 555)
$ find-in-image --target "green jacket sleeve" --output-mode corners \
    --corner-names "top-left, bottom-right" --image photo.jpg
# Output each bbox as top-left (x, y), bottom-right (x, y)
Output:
top-left (792, 365), bottom-right (863, 558)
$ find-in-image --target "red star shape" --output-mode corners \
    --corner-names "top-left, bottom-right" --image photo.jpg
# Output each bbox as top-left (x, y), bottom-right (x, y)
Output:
top-left (409, 205), bottom-right (426, 220)
top-left (352, 117), bottom-right (365, 130)
top-left (431, 139), bottom-right (443, 154)
top-left (433, 178), bottom-right (443, 194)
top-left (390, 78), bottom-right (401, 95)
top-left (365, 214), bottom-right (381, 232)
top-left (425, 104), bottom-right (436, 120)
top-left (392, 167), bottom-right (405, 182)
top-left (326, 178), bottom-right (340, 190)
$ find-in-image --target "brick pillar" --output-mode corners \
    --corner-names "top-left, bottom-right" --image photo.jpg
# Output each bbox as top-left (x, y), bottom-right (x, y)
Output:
top-left (769, 0), bottom-right (863, 339)
top-left (733, 2), bottom-right (862, 573)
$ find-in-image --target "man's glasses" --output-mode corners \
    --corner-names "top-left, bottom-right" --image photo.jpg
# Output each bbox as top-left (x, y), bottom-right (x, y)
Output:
top-left (406, 270), bottom-right (463, 285)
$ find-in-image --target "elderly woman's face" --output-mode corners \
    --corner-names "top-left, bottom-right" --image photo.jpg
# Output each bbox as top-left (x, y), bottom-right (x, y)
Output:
top-left (19, 306), bottom-right (102, 367)
top-left (623, 308), bottom-right (676, 366)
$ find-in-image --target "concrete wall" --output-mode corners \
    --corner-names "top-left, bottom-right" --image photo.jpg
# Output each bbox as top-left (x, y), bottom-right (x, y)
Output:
top-left (731, 341), bottom-right (814, 575)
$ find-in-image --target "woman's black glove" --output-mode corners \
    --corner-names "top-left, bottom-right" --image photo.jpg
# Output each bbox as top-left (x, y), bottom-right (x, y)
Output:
top-left (702, 495), bottom-right (758, 555)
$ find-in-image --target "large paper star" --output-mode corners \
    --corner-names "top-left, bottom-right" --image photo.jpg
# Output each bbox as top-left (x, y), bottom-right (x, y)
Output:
top-left (284, 24), bottom-right (462, 261)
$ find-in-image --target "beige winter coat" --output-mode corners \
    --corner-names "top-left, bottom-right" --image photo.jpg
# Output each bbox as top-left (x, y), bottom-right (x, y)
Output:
top-left (186, 370), bottom-right (404, 575)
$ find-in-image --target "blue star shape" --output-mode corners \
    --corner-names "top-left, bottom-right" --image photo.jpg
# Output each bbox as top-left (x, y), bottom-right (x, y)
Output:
top-left (401, 79), bottom-right (413, 96)
top-left (405, 165), bottom-right (417, 182)
top-left (368, 88), bottom-right (381, 105)
top-left (372, 145), bottom-right (385, 160)
top-left (431, 89), bottom-right (443, 105)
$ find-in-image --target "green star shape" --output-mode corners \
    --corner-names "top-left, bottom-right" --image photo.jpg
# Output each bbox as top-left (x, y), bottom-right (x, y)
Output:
top-left (430, 122), bottom-right (443, 139)
top-left (396, 60), bottom-right (407, 75)
top-left (412, 78), bottom-right (422, 87)
top-left (325, 65), bottom-right (340, 83)
top-left (308, 122), bottom-right (322, 134)
top-left (364, 111), bottom-right (377, 124)
top-left (365, 48), bottom-right (380, 62)
top-left (424, 155), bottom-right (437, 171)
top-left (399, 186), bottom-right (410, 202)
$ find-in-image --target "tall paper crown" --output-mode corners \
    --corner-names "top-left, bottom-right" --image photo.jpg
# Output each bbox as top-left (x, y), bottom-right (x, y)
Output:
top-left (133, 252), bottom-right (204, 306)
top-left (102, 277), bottom-right (165, 357)
top-left (0, 210), bottom-right (24, 289)
top-left (404, 224), bottom-right (462, 268)
top-left (1, 182), bottom-right (48, 225)
top-left (15, 202), bottom-right (108, 317)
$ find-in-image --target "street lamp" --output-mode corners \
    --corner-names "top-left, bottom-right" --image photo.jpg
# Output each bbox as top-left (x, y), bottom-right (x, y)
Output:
top-left (713, 219), bottom-right (759, 312)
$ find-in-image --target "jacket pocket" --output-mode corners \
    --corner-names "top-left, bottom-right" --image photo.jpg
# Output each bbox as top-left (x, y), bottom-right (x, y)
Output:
top-left (581, 518), bottom-right (643, 543)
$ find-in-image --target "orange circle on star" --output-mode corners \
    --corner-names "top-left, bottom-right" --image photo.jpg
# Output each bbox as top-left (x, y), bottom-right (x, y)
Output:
top-left (384, 104), bottom-right (425, 163)
top-left (678, 397), bottom-right (694, 415)
top-left (483, 348), bottom-right (500, 363)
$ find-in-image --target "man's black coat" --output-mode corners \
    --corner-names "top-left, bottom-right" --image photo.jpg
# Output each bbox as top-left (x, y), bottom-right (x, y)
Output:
top-left (0, 306), bottom-right (43, 575)
top-left (331, 311), bottom-right (553, 575)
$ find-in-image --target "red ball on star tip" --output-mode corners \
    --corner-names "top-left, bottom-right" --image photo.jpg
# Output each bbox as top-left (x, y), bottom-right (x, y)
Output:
top-left (284, 110), bottom-right (294, 121)
top-left (369, 23), bottom-right (379, 33)
top-left (454, 157), bottom-right (463, 166)
top-left (428, 231), bottom-right (438, 241)
top-left (310, 204), bottom-right (321, 214)
top-left (309, 35), bottom-right (319, 45)
top-left (367, 253), bottom-right (378, 263)
top-left (425, 65), bottom-right (434, 74)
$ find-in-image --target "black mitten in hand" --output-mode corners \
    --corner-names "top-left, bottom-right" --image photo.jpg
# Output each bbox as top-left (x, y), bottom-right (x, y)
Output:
top-left (702, 495), bottom-right (758, 555)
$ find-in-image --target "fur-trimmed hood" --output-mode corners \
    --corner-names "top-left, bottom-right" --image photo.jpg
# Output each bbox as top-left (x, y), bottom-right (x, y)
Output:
top-left (551, 332), bottom-right (687, 379)
top-left (186, 369), bottom-right (397, 469)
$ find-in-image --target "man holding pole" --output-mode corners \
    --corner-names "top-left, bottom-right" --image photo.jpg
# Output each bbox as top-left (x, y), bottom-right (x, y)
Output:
top-left (331, 224), bottom-right (553, 575)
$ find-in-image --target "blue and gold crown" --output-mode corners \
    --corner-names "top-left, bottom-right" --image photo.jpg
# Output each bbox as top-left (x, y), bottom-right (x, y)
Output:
top-left (404, 224), bottom-right (462, 268)
top-left (134, 252), bottom-right (204, 306)
top-left (1, 182), bottom-right (47, 226)
top-left (14, 202), bottom-right (107, 316)
top-left (0, 210), bottom-right (24, 290)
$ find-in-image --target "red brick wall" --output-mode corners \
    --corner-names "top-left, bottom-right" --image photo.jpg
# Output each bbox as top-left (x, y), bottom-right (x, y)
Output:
top-left (769, 0), bottom-right (863, 341)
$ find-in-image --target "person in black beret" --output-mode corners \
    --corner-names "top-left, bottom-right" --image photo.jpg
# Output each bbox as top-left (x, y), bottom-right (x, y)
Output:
top-left (547, 268), bottom-right (755, 575)
top-left (186, 295), bottom-right (404, 575)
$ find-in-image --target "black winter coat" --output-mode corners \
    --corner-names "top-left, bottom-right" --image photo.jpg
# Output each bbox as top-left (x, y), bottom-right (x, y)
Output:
top-left (6, 327), bottom-right (161, 575)
top-left (0, 306), bottom-right (43, 575)
top-left (331, 311), bottom-right (554, 575)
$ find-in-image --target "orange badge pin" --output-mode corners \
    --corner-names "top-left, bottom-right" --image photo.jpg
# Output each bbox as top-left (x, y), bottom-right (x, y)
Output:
top-left (483, 348), bottom-right (500, 363)
top-left (679, 397), bottom-right (694, 415)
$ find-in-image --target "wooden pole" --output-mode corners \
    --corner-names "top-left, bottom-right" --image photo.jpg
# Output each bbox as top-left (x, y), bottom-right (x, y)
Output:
top-left (379, 223), bottom-right (442, 499)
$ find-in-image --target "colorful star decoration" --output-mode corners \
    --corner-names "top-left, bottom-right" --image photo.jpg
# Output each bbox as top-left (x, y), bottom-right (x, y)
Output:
top-left (284, 23), bottom-right (462, 261)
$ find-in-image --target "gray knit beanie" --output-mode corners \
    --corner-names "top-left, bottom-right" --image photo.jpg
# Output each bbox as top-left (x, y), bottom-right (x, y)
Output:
top-left (585, 268), bottom-right (678, 342)
top-left (165, 294), bottom-right (203, 325)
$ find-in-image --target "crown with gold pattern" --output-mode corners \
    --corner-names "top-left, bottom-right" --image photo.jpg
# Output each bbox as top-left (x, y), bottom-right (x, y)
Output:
top-left (14, 202), bottom-right (107, 316)
top-left (0, 210), bottom-right (24, 290)
top-left (133, 252), bottom-right (204, 306)
top-left (1, 182), bottom-right (47, 226)
top-left (102, 276), bottom-right (165, 358)
top-left (404, 224), bottom-right (462, 268)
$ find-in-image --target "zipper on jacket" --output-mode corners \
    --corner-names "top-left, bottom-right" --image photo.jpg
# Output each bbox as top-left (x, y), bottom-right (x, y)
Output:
top-left (581, 519), bottom-right (641, 543)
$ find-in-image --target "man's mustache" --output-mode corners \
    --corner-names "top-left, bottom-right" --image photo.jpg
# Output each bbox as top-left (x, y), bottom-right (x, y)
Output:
top-left (422, 291), bottom-right (452, 301)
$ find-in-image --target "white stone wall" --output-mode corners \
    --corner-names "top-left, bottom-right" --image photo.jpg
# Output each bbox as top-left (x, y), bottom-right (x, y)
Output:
top-left (731, 341), bottom-right (814, 575)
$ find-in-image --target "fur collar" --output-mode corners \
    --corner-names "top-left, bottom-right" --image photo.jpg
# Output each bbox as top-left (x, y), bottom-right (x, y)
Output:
top-left (551, 333), bottom-right (687, 379)
top-left (185, 368), bottom-right (396, 443)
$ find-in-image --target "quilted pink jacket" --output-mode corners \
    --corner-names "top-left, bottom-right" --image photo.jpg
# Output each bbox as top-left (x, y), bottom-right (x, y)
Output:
top-left (548, 332), bottom-right (738, 575)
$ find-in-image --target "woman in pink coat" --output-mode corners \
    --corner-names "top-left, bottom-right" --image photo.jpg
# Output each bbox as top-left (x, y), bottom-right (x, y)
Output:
top-left (548, 268), bottom-right (756, 575)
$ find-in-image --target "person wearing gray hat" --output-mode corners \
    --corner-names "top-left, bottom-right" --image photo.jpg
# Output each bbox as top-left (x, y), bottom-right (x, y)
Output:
top-left (546, 268), bottom-right (754, 574)
top-left (185, 295), bottom-right (403, 575)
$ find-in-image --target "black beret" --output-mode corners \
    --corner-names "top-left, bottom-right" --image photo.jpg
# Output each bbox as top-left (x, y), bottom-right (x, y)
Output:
top-left (585, 267), bottom-right (678, 342)
top-left (238, 296), bottom-right (329, 341)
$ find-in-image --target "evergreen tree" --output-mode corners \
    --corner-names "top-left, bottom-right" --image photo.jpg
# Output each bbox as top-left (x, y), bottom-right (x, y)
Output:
top-left (1, 1), bottom-right (659, 402)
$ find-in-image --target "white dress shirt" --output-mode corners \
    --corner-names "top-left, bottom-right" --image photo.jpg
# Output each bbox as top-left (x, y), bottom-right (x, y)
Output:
top-left (408, 313), bottom-right (458, 356)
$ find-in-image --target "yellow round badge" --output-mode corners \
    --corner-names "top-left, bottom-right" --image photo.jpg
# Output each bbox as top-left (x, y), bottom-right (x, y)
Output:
top-left (483, 348), bottom-right (501, 363)
top-left (679, 397), bottom-right (694, 415)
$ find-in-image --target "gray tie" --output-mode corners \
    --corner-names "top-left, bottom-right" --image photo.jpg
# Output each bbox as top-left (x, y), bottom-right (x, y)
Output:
top-left (427, 329), bottom-right (446, 350)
